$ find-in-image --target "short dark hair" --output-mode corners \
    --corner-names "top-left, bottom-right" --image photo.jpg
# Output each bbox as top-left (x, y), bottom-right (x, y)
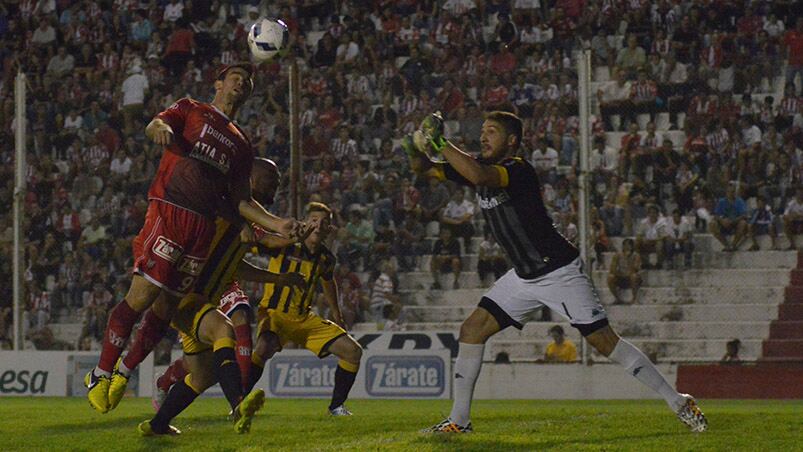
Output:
top-left (549, 325), bottom-right (565, 336)
top-left (485, 111), bottom-right (523, 149)
top-left (306, 202), bottom-right (333, 219)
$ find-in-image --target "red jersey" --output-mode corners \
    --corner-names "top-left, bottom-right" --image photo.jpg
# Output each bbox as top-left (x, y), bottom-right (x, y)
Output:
top-left (150, 98), bottom-right (255, 218)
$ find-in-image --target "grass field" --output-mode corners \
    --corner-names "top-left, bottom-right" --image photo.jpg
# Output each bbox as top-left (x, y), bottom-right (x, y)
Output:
top-left (0, 398), bottom-right (800, 451)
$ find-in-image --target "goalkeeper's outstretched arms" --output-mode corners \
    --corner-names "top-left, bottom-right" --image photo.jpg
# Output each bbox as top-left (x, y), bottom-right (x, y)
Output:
top-left (405, 112), bottom-right (509, 188)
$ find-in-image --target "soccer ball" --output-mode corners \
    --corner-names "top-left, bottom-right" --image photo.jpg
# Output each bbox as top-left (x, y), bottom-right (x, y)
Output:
top-left (247, 18), bottom-right (289, 62)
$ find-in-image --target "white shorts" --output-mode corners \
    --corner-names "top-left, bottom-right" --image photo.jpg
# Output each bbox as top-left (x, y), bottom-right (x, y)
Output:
top-left (482, 258), bottom-right (608, 333)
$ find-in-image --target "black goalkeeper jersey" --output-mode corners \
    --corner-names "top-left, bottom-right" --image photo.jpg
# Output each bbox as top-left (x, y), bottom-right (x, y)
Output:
top-left (437, 156), bottom-right (578, 279)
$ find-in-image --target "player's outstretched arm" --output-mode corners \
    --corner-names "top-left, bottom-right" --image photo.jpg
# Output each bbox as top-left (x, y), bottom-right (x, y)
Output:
top-left (232, 175), bottom-right (309, 241)
top-left (413, 113), bottom-right (507, 188)
top-left (236, 260), bottom-right (306, 289)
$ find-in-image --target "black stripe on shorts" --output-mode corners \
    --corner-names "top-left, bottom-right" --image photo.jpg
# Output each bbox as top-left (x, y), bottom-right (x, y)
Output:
top-left (478, 296), bottom-right (523, 330)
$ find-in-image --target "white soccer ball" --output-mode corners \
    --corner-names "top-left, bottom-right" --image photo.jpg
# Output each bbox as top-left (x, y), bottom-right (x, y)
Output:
top-left (248, 18), bottom-right (289, 63)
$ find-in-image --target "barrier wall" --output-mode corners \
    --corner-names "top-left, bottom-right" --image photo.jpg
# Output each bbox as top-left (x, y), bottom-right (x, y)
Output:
top-left (0, 351), bottom-right (153, 397)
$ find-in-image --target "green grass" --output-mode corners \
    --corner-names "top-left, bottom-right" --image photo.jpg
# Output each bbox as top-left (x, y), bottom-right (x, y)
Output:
top-left (0, 398), bottom-right (800, 451)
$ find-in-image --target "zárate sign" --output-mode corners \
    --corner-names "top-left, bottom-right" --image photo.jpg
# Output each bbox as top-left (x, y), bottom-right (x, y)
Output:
top-left (260, 349), bottom-right (451, 399)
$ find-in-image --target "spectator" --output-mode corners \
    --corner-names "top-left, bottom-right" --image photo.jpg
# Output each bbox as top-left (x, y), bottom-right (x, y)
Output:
top-left (608, 239), bottom-right (642, 304)
top-left (783, 187), bottom-right (803, 250)
top-left (748, 197), bottom-right (779, 251)
top-left (630, 68), bottom-right (658, 124)
top-left (721, 339), bottom-right (741, 364)
top-left (394, 212), bottom-right (426, 272)
top-left (430, 226), bottom-right (462, 290)
top-left (616, 34), bottom-right (647, 73)
top-left (636, 205), bottom-right (667, 269)
top-left (784, 18), bottom-right (803, 93)
top-left (121, 65), bottom-right (149, 136)
top-left (381, 304), bottom-right (404, 332)
top-left (663, 209), bottom-right (694, 269)
top-left (544, 325), bottom-right (577, 363)
top-left (31, 18), bottom-right (56, 47)
top-left (46, 46), bottom-right (75, 79)
top-left (477, 231), bottom-right (508, 287)
top-left (29, 283), bottom-right (51, 333)
top-left (369, 260), bottom-right (399, 324)
top-left (710, 185), bottom-right (749, 251)
top-left (338, 279), bottom-right (366, 330)
top-left (597, 68), bottom-right (633, 130)
top-left (339, 209), bottom-right (374, 269)
top-left (440, 189), bottom-right (477, 252)
top-left (419, 177), bottom-right (451, 223)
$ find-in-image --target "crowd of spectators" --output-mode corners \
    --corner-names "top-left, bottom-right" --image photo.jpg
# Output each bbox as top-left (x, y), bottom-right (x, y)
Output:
top-left (0, 0), bottom-right (802, 349)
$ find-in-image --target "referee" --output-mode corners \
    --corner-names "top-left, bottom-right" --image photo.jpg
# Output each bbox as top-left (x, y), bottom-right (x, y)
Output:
top-left (406, 111), bottom-right (706, 434)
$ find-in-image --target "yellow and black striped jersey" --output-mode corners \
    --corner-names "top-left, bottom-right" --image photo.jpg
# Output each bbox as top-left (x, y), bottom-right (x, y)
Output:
top-left (259, 242), bottom-right (335, 316)
top-left (193, 217), bottom-right (248, 302)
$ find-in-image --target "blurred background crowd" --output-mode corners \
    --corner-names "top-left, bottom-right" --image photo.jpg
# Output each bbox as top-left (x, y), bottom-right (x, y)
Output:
top-left (0, 0), bottom-right (801, 350)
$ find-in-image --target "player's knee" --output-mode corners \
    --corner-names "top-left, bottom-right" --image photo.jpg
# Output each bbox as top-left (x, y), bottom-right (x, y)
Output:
top-left (347, 342), bottom-right (363, 362)
top-left (585, 326), bottom-right (620, 357)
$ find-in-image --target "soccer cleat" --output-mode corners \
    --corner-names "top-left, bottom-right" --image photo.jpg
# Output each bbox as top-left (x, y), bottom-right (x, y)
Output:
top-left (108, 358), bottom-right (130, 410)
top-left (152, 373), bottom-right (168, 412)
top-left (421, 418), bottom-right (473, 433)
top-left (676, 394), bottom-right (707, 432)
top-left (232, 388), bottom-right (266, 434)
top-left (84, 370), bottom-right (111, 413)
top-left (137, 420), bottom-right (181, 436)
top-left (329, 405), bottom-right (352, 416)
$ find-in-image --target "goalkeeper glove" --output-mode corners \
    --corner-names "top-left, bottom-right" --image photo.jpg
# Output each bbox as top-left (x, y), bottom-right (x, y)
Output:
top-left (418, 112), bottom-right (447, 153)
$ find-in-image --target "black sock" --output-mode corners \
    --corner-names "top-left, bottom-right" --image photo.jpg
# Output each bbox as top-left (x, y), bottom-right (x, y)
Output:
top-left (151, 379), bottom-right (198, 432)
top-left (246, 361), bottom-right (264, 394)
top-left (329, 365), bottom-right (357, 410)
top-left (214, 346), bottom-right (244, 410)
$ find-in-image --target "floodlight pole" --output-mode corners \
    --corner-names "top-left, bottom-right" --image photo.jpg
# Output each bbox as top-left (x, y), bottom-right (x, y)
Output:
top-left (13, 71), bottom-right (27, 351)
top-left (577, 49), bottom-right (592, 366)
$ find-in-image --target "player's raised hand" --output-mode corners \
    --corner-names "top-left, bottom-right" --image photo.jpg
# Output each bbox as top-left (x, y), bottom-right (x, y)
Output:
top-left (419, 112), bottom-right (447, 150)
top-left (150, 122), bottom-right (174, 146)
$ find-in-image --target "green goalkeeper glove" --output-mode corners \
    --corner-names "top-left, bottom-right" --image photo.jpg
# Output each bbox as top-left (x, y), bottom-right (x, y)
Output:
top-left (418, 112), bottom-right (447, 153)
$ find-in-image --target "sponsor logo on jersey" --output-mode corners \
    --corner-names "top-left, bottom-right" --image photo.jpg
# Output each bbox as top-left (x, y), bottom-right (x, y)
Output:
top-left (477, 191), bottom-right (510, 210)
top-left (177, 255), bottom-right (204, 276)
top-left (200, 123), bottom-right (235, 149)
top-left (270, 355), bottom-right (339, 396)
top-left (366, 356), bottom-right (446, 397)
top-left (152, 236), bottom-right (183, 263)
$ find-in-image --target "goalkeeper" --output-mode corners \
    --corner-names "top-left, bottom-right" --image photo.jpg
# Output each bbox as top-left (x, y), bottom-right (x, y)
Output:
top-left (405, 111), bottom-right (707, 434)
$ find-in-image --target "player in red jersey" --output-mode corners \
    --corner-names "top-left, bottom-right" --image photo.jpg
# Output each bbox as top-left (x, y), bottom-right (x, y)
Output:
top-left (85, 63), bottom-right (304, 415)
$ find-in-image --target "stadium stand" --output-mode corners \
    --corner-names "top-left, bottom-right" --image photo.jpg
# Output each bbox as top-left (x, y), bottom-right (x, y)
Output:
top-left (0, 1), bottom-right (800, 365)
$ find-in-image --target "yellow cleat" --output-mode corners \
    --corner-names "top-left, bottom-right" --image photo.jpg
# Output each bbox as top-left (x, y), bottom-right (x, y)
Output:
top-left (138, 420), bottom-right (181, 436)
top-left (108, 359), bottom-right (130, 411)
top-left (233, 388), bottom-right (266, 434)
top-left (84, 370), bottom-right (111, 413)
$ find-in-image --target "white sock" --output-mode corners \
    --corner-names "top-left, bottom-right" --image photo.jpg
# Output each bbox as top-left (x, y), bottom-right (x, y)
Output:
top-left (93, 367), bottom-right (111, 378)
top-left (117, 357), bottom-right (132, 377)
top-left (449, 342), bottom-right (485, 426)
top-left (608, 339), bottom-right (685, 411)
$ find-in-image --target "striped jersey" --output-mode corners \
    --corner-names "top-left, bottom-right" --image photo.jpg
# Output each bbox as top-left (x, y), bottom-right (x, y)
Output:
top-left (193, 217), bottom-right (249, 302)
top-left (259, 243), bottom-right (336, 316)
top-left (436, 156), bottom-right (578, 279)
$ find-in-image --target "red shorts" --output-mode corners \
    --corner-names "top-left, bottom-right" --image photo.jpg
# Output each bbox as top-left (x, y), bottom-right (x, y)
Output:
top-left (132, 200), bottom-right (216, 296)
top-left (219, 280), bottom-right (251, 318)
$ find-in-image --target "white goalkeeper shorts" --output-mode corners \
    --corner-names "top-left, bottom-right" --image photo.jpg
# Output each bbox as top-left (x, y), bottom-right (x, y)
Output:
top-left (481, 258), bottom-right (608, 334)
